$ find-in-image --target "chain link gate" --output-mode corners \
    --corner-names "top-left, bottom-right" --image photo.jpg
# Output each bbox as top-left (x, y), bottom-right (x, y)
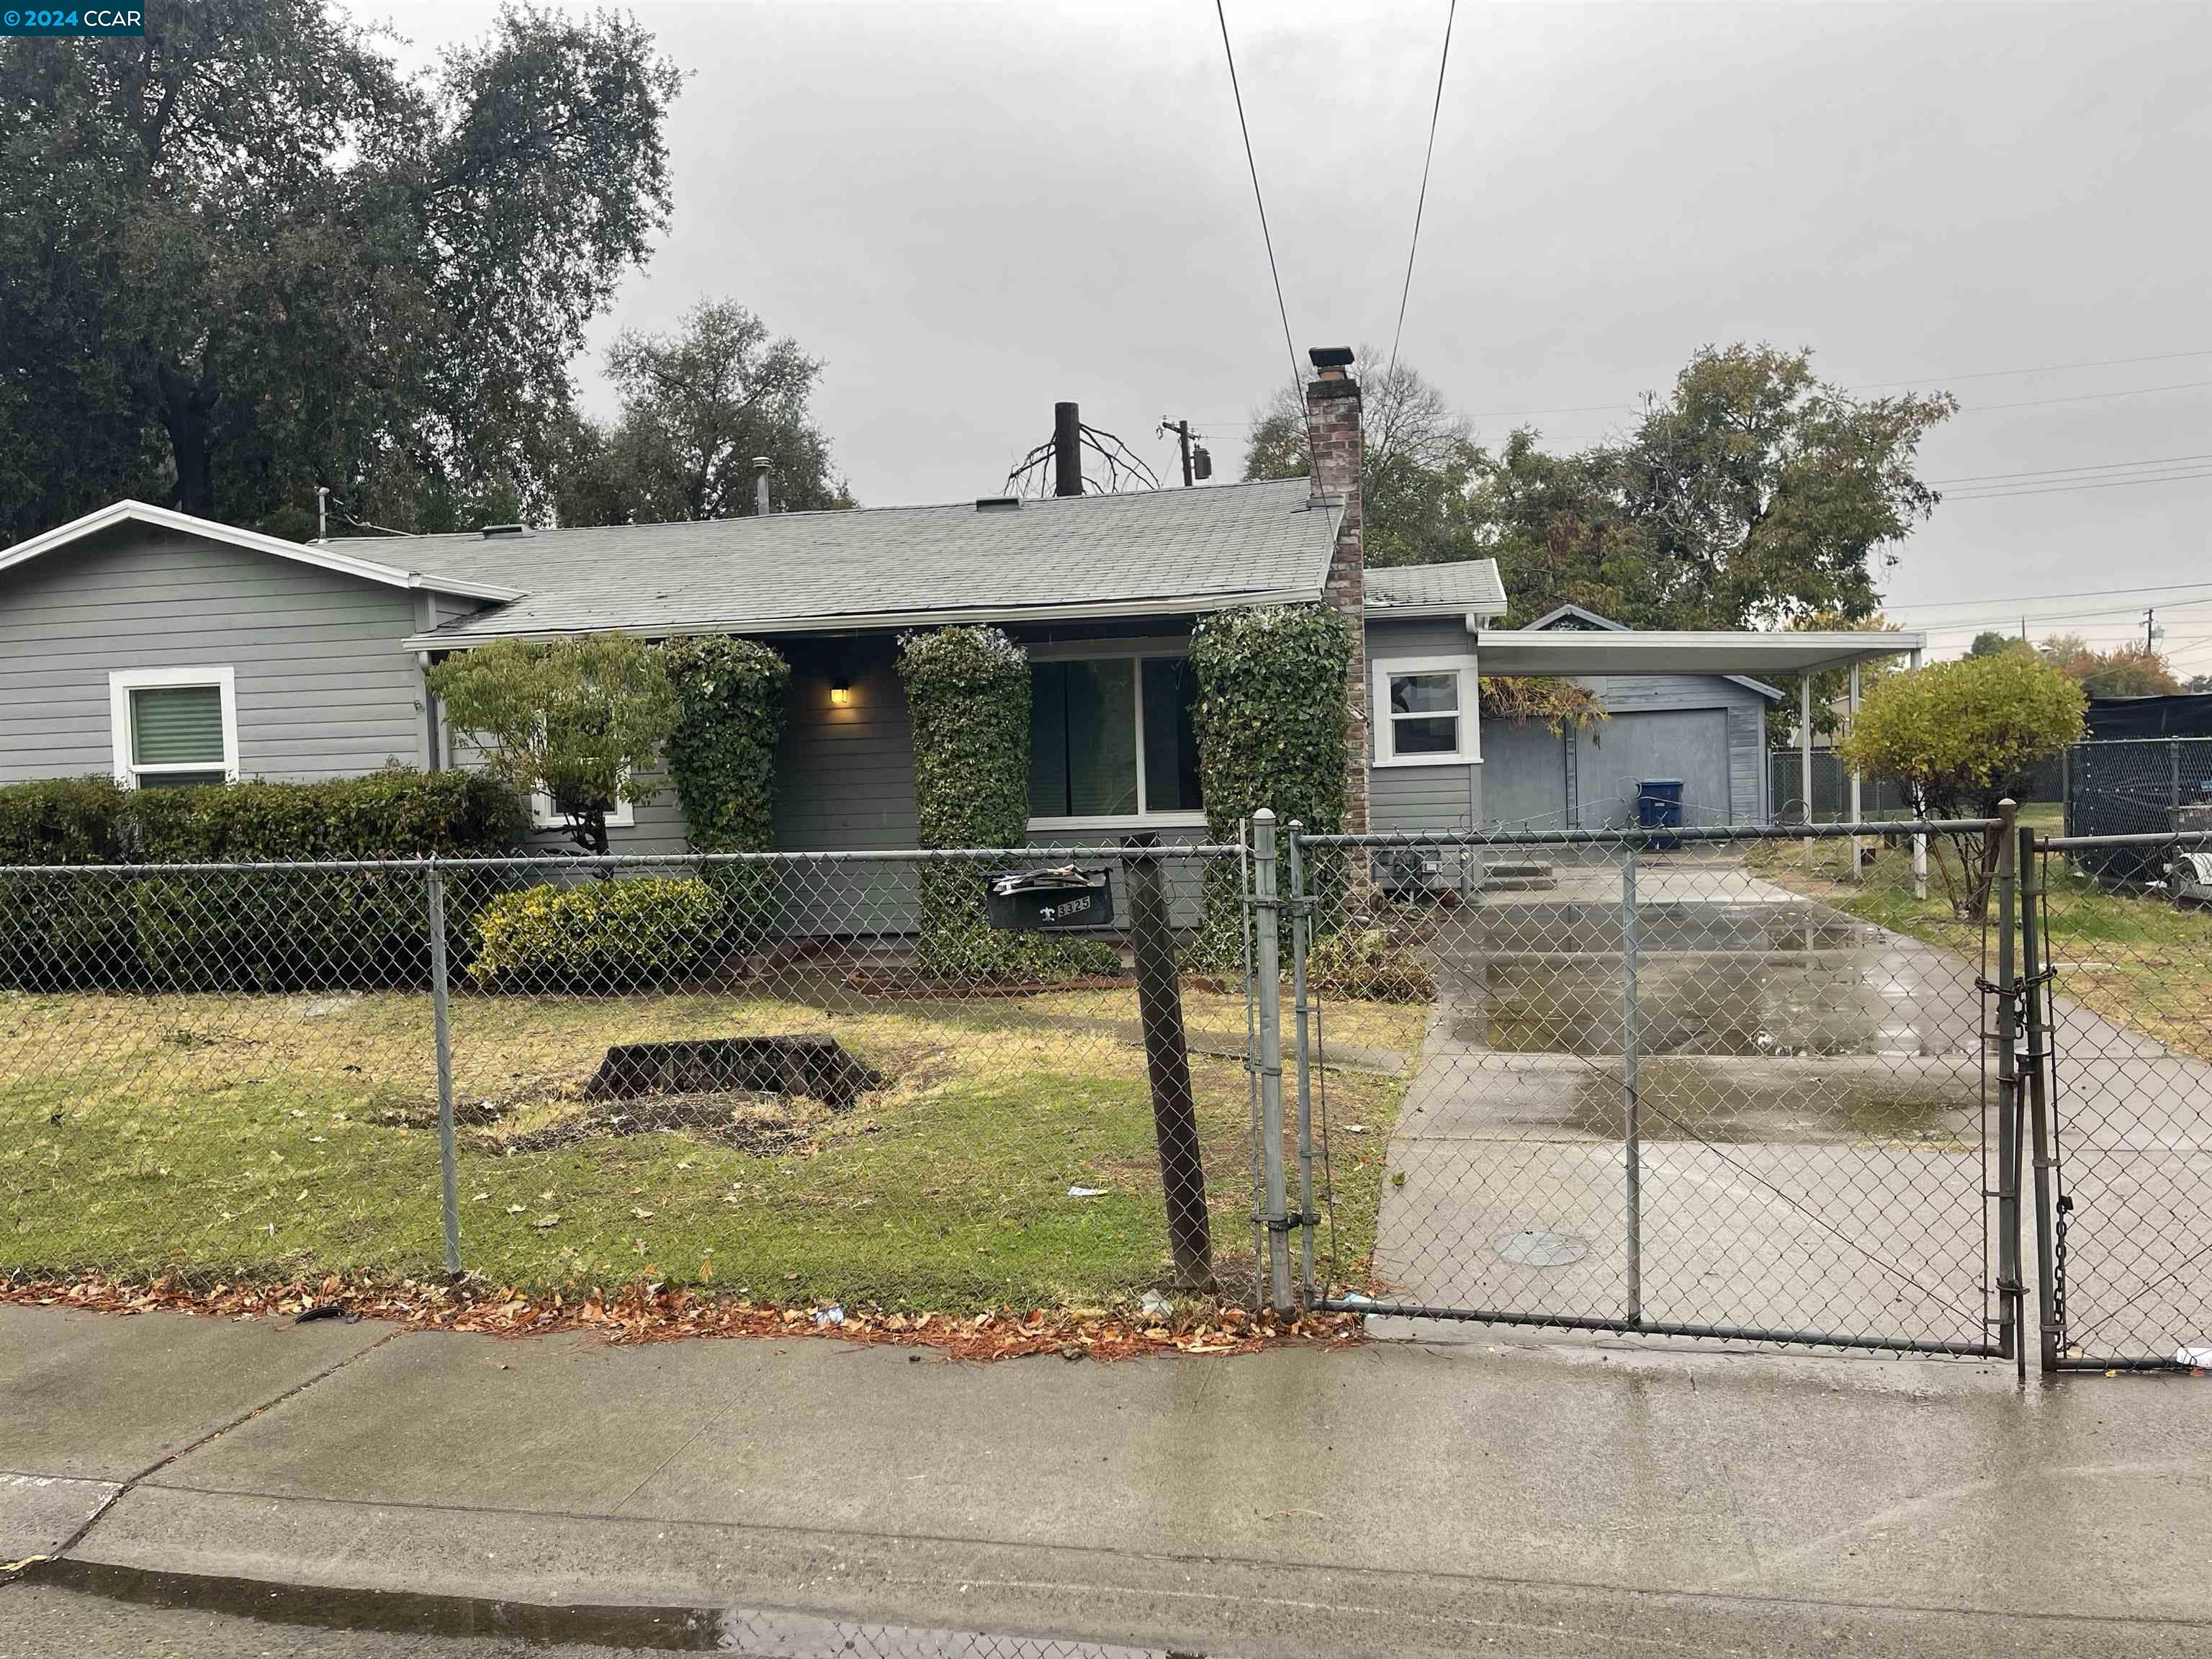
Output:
top-left (1277, 817), bottom-right (2019, 1357)
top-left (2024, 823), bottom-right (2212, 1371)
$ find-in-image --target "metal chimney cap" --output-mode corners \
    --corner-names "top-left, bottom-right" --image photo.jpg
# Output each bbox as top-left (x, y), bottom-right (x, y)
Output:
top-left (975, 496), bottom-right (1022, 512)
top-left (751, 456), bottom-right (772, 469)
top-left (478, 523), bottom-right (533, 539)
top-left (1308, 346), bottom-right (1354, 371)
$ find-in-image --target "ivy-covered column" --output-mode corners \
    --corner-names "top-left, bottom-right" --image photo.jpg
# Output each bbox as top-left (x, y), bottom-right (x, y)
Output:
top-left (662, 636), bottom-right (792, 929)
top-left (1187, 603), bottom-right (1354, 954)
top-left (896, 626), bottom-right (1118, 984)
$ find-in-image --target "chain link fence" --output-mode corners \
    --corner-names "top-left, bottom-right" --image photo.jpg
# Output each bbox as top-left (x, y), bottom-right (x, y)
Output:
top-left (2028, 826), bottom-right (2212, 1370)
top-left (0, 845), bottom-right (1316, 1318)
top-left (1290, 819), bottom-right (2010, 1354)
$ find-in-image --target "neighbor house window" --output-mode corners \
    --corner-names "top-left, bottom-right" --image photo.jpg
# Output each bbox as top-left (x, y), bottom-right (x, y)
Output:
top-left (529, 787), bottom-right (636, 832)
top-left (1370, 655), bottom-right (1480, 766)
top-left (1029, 652), bottom-right (1203, 826)
top-left (108, 666), bottom-right (238, 789)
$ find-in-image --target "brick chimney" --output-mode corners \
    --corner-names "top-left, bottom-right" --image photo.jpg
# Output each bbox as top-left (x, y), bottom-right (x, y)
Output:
top-left (1305, 346), bottom-right (1367, 839)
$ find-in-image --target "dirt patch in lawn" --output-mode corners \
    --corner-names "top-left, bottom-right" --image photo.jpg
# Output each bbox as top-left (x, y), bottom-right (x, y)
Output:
top-left (493, 1090), bottom-right (819, 1155)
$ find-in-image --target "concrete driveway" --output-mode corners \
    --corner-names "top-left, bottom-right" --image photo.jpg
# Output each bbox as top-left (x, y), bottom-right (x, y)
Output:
top-left (1356, 848), bottom-right (2001, 1350)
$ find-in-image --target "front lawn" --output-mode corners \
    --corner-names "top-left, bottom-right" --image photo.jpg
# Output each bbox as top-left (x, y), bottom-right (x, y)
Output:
top-left (0, 980), bottom-right (1410, 1310)
top-left (1745, 824), bottom-right (2212, 1064)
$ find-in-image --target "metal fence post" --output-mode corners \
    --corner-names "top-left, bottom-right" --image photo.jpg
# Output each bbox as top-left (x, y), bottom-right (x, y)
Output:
top-left (2019, 822), bottom-right (2061, 1374)
top-left (1251, 810), bottom-right (1292, 1316)
top-left (1991, 803), bottom-right (2020, 1368)
top-left (1287, 822), bottom-right (1316, 1305)
top-left (426, 863), bottom-right (462, 1277)
top-left (1621, 841), bottom-right (1642, 1328)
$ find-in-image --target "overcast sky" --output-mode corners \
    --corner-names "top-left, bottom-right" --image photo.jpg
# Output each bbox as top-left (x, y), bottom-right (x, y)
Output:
top-left (375, 0), bottom-right (2212, 669)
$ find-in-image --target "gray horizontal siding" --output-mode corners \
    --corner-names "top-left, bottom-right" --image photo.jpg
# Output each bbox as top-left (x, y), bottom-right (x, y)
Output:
top-left (0, 525), bottom-right (429, 783)
top-left (1372, 764), bottom-right (1480, 835)
top-left (1365, 615), bottom-right (1474, 659)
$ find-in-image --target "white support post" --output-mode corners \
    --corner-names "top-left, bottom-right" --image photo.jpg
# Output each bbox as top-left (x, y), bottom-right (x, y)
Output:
top-left (1800, 674), bottom-right (1815, 860)
top-left (1908, 646), bottom-right (1928, 900)
top-left (1847, 661), bottom-right (1863, 879)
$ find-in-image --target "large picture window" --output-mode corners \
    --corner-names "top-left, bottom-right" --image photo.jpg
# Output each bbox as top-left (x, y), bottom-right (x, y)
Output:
top-left (1029, 652), bottom-right (1202, 826)
top-left (1370, 655), bottom-right (1480, 766)
top-left (108, 666), bottom-right (238, 789)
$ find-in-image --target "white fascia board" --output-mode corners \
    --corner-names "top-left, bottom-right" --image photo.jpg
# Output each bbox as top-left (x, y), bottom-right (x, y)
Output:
top-left (0, 500), bottom-right (525, 602)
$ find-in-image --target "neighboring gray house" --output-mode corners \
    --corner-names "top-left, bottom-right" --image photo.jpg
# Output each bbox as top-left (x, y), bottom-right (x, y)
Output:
top-left (0, 351), bottom-right (1918, 893)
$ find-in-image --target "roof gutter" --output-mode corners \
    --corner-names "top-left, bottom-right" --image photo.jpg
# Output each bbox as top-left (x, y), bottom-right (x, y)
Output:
top-left (401, 584), bottom-right (1330, 652)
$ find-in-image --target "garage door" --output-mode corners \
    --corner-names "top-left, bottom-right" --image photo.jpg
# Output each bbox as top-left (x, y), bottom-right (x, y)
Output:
top-left (1574, 709), bottom-right (1732, 829)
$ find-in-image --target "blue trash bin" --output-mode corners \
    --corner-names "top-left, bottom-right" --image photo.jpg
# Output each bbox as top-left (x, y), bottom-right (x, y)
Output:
top-left (1637, 779), bottom-right (1684, 850)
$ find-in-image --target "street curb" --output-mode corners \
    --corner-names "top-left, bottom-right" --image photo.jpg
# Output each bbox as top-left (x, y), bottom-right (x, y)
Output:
top-left (22, 1555), bottom-right (735, 1651)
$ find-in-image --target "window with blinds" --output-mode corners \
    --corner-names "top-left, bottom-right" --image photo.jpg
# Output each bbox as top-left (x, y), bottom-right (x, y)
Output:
top-left (120, 680), bottom-right (232, 786)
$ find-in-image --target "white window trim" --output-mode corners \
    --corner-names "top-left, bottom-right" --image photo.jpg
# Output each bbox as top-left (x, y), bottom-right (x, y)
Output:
top-left (108, 665), bottom-right (240, 789)
top-left (530, 783), bottom-right (636, 832)
top-left (1025, 642), bottom-right (1205, 832)
top-left (1371, 654), bottom-right (1482, 768)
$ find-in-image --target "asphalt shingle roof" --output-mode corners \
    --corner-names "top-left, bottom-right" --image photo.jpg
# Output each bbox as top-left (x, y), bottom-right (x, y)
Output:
top-left (400, 479), bottom-right (1338, 642)
top-left (1364, 559), bottom-right (1509, 614)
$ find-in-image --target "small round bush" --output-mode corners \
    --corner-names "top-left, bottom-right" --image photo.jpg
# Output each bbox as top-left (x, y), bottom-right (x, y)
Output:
top-left (470, 877), bottom-right (723, 989)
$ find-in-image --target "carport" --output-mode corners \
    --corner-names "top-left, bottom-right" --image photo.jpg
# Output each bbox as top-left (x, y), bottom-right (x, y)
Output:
top-left (1473, 624), bottom-right (1928, 849)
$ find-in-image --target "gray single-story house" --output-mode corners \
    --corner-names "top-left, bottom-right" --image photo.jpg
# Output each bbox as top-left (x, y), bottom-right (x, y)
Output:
top-left (0, 351), bottom-right (1920, 893)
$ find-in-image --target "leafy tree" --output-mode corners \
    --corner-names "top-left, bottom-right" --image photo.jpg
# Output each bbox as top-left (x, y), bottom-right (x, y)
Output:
top-left (427, 636), bottom-right (677, 857)
top-left (2189, 673), bottom-right (2212, 695)
top-left (556, 300), bottom-right (855, 526)
top-left (0, 1), bottom-right (683, 542)
top-left (2036, 636), bottom-right (2181, 698)
top-left (1241, 344), bottom-right (1954, 630)
top-left (1241, 350), bottom-right (1485, 567)
top-left (1969, 631), bottom-right (2031, 659)
top-left (1840, 653), bottom-right (2085, 917)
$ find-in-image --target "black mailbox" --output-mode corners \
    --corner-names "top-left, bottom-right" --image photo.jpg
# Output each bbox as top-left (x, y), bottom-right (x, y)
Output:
top-left (986, 866), bottom-right (1114, 931)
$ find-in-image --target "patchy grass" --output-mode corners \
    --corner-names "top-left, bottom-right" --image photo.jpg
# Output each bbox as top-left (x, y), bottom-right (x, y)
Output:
top-left (1745, 829), bottom-right (2212, 1064)
top-left (0, 980), bottom-right (1408, 1310)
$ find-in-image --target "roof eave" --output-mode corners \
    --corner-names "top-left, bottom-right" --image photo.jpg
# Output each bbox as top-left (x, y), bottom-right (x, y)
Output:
top-left (0, 500), bottom-right (525, 602)
top-left (403, 584), bottom-right (1330, 652)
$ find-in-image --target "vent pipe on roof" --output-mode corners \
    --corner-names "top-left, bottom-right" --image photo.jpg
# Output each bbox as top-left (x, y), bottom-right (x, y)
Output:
top-left (1053, 403), bottom-right (1082, 498)
top-left (752, 457), bottom-right (772, 517)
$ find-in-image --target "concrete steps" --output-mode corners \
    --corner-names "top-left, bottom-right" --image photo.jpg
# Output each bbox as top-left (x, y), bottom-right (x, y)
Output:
top-left (1481, 859), bottom-right (1557, 892)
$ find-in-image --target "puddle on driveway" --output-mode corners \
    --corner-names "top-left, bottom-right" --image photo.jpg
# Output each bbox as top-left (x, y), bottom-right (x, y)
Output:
top-left (1560, 1058), bottom-right (1978, 1143)
top-left (1447, 902), bottom-right (1958, 1059)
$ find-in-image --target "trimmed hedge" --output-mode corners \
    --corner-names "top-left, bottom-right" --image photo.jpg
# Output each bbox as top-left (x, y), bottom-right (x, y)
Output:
top-left (896, 627), bottom-right (1120, 984)
top-left (469, 877), bottom-right (722, 989)
top-left (1186, 603), bottom-right (1354, 961)
top-left (0, 770), bottom-right (529, 991)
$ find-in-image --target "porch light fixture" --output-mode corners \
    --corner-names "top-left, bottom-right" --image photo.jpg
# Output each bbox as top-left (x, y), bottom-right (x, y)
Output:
top-left (830, 678), bottom-right (852, 707)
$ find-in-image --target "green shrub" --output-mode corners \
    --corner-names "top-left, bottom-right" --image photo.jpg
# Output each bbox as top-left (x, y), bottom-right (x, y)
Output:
top-left (0, 778), bottom-right (138, 988)
top-left (662, 636), bottom-right (791, 930)
top-left (470, 877), bottom-right (723, 989)
top-left (1186, 603), bottom-right (1354, 962)
top-left (0, 770), bottom-right (529, 991)
top-left (912, 922), bottom-right (1123, 987)
top-left (1305, 926), bottom-right (1434, 1003)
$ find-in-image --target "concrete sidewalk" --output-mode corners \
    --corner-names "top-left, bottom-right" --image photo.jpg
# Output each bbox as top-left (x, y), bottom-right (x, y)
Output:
top-left (3, 1303), bottom-right (2208, 1657)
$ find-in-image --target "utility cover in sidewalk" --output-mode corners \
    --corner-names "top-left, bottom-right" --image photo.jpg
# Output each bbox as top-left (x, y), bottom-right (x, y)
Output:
top-left (1495, 1230), bottom-right (1588, 1267)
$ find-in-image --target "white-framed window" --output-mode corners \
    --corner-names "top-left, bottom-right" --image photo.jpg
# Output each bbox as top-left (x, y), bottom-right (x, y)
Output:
top-left (1370, 655), bottom-right (1480, 767)
top-left (1027, 642), bottom-right (1205, 830)
top-left (108, 666), bottom-right (239, 789)
top-left (529, 782), bottom-right (636, 832)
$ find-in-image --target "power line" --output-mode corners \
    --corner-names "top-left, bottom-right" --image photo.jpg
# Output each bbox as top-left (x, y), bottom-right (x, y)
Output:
top-left (1925, 450), bottom-right (2212, 485)
top-left (1883, 577), bottom-right (2212, 613)
top-left (1212, 0), bottom-right (1316, 487)
top-left (1384, 0), bottom-right (1456, 390)
top-left (1939, 467), bottom-right (2212, 503)
top-left (1957, 377), bottom-right (2212, 414)
top-left (1851, 346), bottom-right (2212, 390)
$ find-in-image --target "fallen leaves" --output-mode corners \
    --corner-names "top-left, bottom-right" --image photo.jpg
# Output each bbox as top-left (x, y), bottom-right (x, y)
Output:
top-left (0, 1272), bottom-right (1366, 1364)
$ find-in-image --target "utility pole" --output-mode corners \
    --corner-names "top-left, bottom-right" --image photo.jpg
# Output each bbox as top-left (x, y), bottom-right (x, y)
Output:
top-left (1156, 420), bottom-right (1213, 487)
top-left (2146, 607), bottom-right (2158, 653)
top-left (1053, 402), bottom-right (1083, 498)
